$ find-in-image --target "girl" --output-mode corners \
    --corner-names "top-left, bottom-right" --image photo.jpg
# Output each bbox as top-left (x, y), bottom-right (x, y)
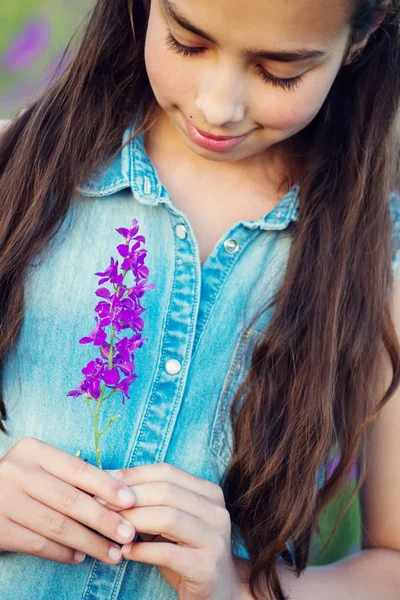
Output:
top-left (0, 0), bottom-right (399, 599)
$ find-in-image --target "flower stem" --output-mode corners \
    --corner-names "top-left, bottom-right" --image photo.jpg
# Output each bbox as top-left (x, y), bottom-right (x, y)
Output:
top-left (108, 326), bottom-right (115, 369)
top-left (89, 386), bottom-right (119, 469)
top-left (93, 269), bottom-right (129, 469)
top-left (85, 396), bottom-right (96, 417)
top-left (99, 414), bottom-right (121, 437)
top-left (102, 389), bottom-right (118, 402)
top-left (93, 385), bottom-right (106, 469)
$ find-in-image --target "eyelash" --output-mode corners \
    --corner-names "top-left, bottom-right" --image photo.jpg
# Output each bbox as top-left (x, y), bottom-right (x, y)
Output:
top-left (163, 33), bottom-right (303, 92)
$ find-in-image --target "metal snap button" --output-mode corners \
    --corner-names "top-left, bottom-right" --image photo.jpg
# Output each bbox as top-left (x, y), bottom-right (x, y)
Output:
top-left (224, 238), bottom-right (239, 254)
top-left (175, 224), bottom-right (188, 240)
top-left (165, 359), bottom-right (182, 375)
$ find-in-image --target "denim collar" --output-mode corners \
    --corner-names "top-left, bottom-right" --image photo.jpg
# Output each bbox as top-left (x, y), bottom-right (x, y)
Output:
top-left (78, 123), bottom-right (300, 230)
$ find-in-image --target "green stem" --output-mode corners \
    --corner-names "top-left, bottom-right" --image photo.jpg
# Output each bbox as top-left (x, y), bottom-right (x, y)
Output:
top-left (98, 414), bottom-right (121, 437)
top-left (93, 384), bottom-right (107, 469)
top-left (85, 396), bottom-right (96, 417)
top-left (108, 326), bottom-right (115, 369)
top-left (91, 267), bottom-right (128, 469)
top-left (102, 388), bottom-right (118, 402)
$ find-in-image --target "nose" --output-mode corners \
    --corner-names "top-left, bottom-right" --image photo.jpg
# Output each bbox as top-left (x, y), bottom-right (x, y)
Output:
top-left (195, 63), bottom-right (247, 127)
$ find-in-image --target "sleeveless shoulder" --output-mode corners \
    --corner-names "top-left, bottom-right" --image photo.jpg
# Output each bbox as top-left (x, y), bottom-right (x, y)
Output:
top-left (389, 192), bottom-right (400, 276)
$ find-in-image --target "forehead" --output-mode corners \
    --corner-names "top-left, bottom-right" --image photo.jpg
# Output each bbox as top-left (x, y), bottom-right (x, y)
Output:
top-left (163, 0), bottom-right (352, 49)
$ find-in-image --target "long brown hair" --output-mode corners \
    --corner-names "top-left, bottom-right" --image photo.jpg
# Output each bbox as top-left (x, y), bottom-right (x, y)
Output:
top-left (0, 1), bottom-right (399, 599)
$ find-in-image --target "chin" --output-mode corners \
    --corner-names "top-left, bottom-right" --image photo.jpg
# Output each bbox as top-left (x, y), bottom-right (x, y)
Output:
top-left (186, 141), bottom-right (250, 162)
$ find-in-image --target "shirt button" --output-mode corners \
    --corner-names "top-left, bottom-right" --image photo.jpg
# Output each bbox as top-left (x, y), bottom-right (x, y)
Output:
top-left (175, 224), bottom-right (188, 239)
top-left (224, 238), bottom-right (239, 254)
top-left (165, 359), bottom-right (182, 375)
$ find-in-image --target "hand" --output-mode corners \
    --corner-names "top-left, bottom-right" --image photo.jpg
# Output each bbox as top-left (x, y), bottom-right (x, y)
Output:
top-left (97, 463), bottom-right (243, 600)
top-left (0, 437), bottom-right (138, 564)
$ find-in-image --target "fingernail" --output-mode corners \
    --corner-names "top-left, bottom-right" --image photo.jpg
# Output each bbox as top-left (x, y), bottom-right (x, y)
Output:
top-left (122, 544), bottom-right (132, 554)
top-left (74, 551), bottom-right (86, 563)
top-left (118, 488), bottom-right (135, 505)
top-left (93, 496), bottom-right (107, 506)
top-left (109, 546), bottom-right (122, 561)
top-left (117, 522), bottom-right (134, 541)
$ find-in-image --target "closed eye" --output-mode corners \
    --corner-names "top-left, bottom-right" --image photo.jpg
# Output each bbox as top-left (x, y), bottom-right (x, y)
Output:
top-left (164, 32), bottom-right (205, 57)
top-left (163, 33), bottom-right (304, 92)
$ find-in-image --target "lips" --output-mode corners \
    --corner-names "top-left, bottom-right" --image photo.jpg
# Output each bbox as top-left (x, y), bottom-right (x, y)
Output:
top-left (194, 127), bottom-right (247, 141)
top-left (183, 117), bottom-right (251, 152)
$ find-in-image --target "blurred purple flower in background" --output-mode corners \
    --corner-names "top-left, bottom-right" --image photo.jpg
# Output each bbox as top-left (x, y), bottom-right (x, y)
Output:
top-left (2, 17), bottom-right (50, 71)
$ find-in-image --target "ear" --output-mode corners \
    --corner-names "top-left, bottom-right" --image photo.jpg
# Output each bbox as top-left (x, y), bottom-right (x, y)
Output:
top-left (343, 1), bottom-right (390, 66)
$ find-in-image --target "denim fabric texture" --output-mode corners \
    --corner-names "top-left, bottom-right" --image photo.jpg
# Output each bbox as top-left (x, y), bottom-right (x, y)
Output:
top-left (0, 123), bottom-right (399, 599)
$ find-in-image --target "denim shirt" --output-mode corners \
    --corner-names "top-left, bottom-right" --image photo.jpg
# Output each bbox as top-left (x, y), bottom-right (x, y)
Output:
top-left (0, 123), bottom-right (399, 600)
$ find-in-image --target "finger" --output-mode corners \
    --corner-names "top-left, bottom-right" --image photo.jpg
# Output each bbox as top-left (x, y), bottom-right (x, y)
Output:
top-left (23, 467), bottom-right (136, 546)
top-left (119, 506), bottom-right (213, 548)
top-left (120, 481), bottom-right (230, 531)
top-left (121, 540), bottom-right (201, 582)
top-left (0, 517), bottom-right (86, 564)
top-left (115, 464), bottom-right (225, 507)
top-left (34, 439), bottom-right (136, 509)
top-left (7, 491), bottom-right (124, 565)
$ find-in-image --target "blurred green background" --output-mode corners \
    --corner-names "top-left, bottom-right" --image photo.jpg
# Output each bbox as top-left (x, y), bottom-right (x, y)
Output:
top-left (0, 0), bottom-right (362, 565)
top-left (0, 0), bottom-right (91, 118)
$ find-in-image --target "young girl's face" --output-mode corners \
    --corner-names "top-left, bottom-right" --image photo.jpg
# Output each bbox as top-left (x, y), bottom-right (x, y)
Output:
top-left (144, 0), bottom-right (353, 163)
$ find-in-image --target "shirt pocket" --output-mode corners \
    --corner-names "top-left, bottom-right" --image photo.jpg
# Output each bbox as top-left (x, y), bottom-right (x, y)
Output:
top-left (209, 326), bottom-right (261, 468)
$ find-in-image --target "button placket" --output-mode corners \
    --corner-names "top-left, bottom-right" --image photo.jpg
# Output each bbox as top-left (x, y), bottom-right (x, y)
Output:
top-left (126, 207), bottom-right (200, 473)
top-left (165, 359), bottom-right (182, 375)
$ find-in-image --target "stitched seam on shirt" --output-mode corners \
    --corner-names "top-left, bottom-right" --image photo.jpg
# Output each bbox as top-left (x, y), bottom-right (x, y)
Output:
top-left (110, 559), bottom-right (129, 600)
top-left (123, 215), bottom-right (176, 467)
top-left (82, 558), bottom-right (100, 600)
top-left (127, 289), bottom-right (173, 465)
top-left (127, 218), bottom-right (180, 465)
top-left (158, 212), bottom-right (201, 459)
top-left (191, 229), bottom-right (258, 360)
top-left (127, 213), bottom-right (200, 465)
top-left (210, 328), bottom-right (256, 466)
top-left (209, 327), bottom-right (260, 466)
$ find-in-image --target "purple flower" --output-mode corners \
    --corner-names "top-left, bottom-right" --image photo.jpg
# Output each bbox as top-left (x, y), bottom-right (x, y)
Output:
top-left (67, 358), bottom-right (107, 401)
top-left (112, 334), bottom-right (144, 376)
top-left (127, 279), bottom-right (156, 301)
top-left (79, 317), bottom-right (107, 347)
top-left (116, 219), bottom-right (141, 243)
top-left (82, 358), bottom-right (104, 378)
top-left (68, 218), bottom-right (154, 468)
top-left (2, 18), bottom-right (50, 72)
top-left (103, 367), bottom-right (120, 385)
top-left (108, 374), bottom-right (138, 404)
top-left (117, 239), bottom-right (149, 278)
top-left (95, 257), bottom-right (122, 286)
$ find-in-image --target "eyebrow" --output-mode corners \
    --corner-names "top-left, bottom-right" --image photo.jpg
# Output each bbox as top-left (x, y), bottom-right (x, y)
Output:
top-left (161, 0), bottom-right (328, 63)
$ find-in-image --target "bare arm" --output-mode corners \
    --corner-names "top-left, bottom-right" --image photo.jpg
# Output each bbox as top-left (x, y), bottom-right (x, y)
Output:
top-left (235, 547), bottom-right (400, 599)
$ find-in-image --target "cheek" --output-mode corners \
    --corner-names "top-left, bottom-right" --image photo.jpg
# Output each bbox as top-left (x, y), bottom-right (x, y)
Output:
top-left (263, 90), bottom-right (324, 133)
top-left (145, 47), bottom-right (194, 109)
top-left (145, 31), bottom-right (168, 99)
top-left (145, 26), bottom-right (194, 109)
top-left (259, 74), bottom-right (336, 134)
top-left (145, 51), bottom-right (170, 100)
